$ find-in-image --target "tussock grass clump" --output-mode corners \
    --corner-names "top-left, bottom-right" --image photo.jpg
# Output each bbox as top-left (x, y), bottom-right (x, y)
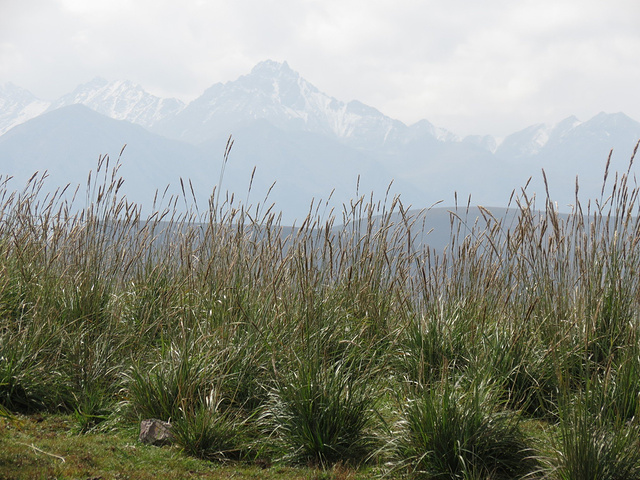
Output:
top-left (548, 384), bottom-right (640, 480)
top-left (0, 333), bottom-right (66, 413)
top-left (125, 340), bottom-right (213, 422)
top-left (266, 350), bottom-right (379, 467)
top-left (391, 375), bottom-right (537, 479)
top-left (172, 404), bottom-right (251, 462)
top-left (2, 140), bottom-right (640, 479)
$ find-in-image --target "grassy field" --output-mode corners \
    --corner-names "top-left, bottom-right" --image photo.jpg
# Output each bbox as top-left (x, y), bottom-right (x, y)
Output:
top-left (2, 144), bottom-right (640, 479)
top-left (0, 413), bottom-right (379, 479)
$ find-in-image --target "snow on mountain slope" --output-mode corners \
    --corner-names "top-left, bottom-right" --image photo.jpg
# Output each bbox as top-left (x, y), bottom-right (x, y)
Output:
top-left (533, 112), bottom-right (640, 176)
top-left (152, 60), bottom-right (456, 151)
top-left (408, 119), bottom-right (461, 143)
top-left (3, 61), bottom-right (640, 220)
top-left (496, 113), bottom-right (639, 164)
top-left (0, 83), bottom-right (51, 135)
top-left (543, 115), bottom-right (582, 147)
top-left (494, 112), bottom-right (640, 208)
top-left (47, 78), bottom-right (185, 129)
top-left (495, 122), bottom-right (553, 160)
top-left (0, 103), bottom-right (420, 222)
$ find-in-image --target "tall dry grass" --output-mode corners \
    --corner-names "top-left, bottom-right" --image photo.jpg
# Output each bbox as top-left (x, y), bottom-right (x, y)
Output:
top-left (1, 140), bottom-right (640, 478)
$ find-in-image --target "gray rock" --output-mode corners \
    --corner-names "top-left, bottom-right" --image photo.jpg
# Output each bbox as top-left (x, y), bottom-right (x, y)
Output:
top-left (139, 418), bottom-right (173, 446)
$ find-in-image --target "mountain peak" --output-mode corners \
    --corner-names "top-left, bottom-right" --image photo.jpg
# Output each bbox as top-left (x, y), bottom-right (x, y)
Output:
top-left (156, 60), bottom-right (451, 148)
top-left (588, 111), bottom-right (636, 126)
top-left (244, 60), bottom-right (302, 91)
top-left (0, 82), bottom-right (50, 135)
top-left (47, 77), bottom-right (185, 129)
top-left (1, 82), bottom-right (29, 95)
top-left (84, 77), bottom-right (110, 88)
top-left (0, 82), bottom-right (46, 105)
top-left (250, 59), bottom-right (293, 76)
top-left (62, 77), bottom-right (144, 101)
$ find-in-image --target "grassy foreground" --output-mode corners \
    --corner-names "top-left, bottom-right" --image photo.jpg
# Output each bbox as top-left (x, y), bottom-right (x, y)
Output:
top-left (2, 142), bottom-right (640, 479)
top-left (0, 414), bottom-right (373, 480)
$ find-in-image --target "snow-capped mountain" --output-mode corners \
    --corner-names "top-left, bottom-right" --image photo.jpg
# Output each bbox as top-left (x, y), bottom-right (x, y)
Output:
top-left (493, 112), bottom-right (640, 207)
top-left (47, 77), bottom-right (185, 129)
top-left (462, 134), bottom-right (498, 153)
top-left (495, 116), bottom-right (582, 160)
top-left (496, 113), bottom-right (640, 163)
top-left (2, 60), bottom-right (640, 220)
top-left (152, 60), bottom-right (457, 151)
top-left (495, 123), bottom-right (554, 160)
top-left (0, 104), bottom-right (425, 222)
top-left (409, 119), bottom-right (461, 144)
top-left (0, 83), bottom-right (51, 136)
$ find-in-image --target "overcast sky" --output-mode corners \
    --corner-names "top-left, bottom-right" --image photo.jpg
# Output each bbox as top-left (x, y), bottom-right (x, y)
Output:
top-left (1, 0), bottom-right (639, 137)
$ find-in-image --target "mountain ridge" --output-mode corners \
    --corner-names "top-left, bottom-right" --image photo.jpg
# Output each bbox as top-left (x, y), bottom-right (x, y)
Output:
top-left (0, 103), bottom-right (422, 222)
top-left (2, 60), bottom-right (638, 154)
top-left (0, 104), bottom-right (215, 210)
top-left (1, 60), bottom-right (640, 221)
top-left (0, 82), bottom-right (51, 136)
top-left (47, 77), bottom-right (186, 129)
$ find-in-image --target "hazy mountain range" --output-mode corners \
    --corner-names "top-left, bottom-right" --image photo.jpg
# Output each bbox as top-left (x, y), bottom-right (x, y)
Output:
top-left (1, 60), bottom-right (639, 222)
